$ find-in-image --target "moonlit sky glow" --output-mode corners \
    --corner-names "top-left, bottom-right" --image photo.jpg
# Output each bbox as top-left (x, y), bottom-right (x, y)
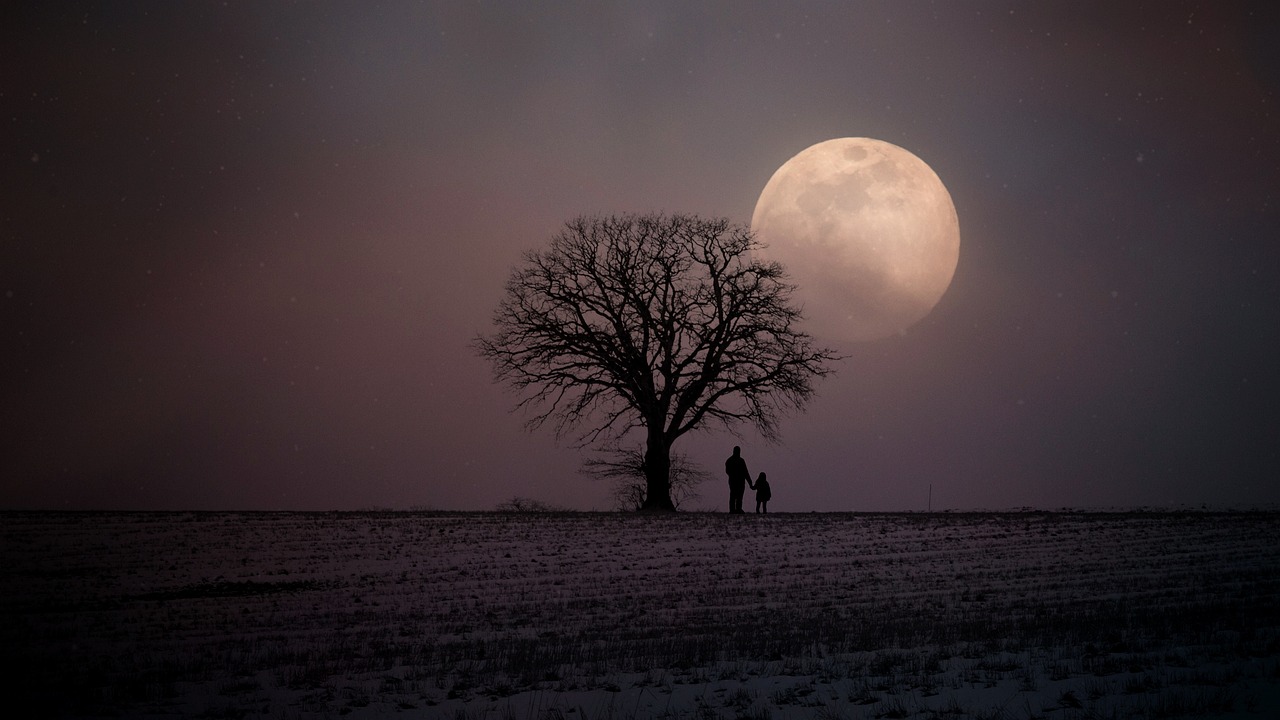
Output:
top-left (3, 2), bottom-right (1278, 511)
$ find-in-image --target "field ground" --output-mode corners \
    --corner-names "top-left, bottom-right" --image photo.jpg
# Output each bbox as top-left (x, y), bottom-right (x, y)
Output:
top-left (3, 511), bottom-right (1279, 719)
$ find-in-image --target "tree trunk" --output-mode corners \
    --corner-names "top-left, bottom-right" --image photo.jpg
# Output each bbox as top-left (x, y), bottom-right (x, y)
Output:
top-left (639, 430), bottom-right (675, 511)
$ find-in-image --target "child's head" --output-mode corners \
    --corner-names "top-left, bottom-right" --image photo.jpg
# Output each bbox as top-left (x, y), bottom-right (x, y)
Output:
top-left (757, 472), bottom-right (766, 481)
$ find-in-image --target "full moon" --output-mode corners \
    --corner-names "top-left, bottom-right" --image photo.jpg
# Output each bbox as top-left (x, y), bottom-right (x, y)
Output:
top-left (751, 137), bottom-right (960, 343)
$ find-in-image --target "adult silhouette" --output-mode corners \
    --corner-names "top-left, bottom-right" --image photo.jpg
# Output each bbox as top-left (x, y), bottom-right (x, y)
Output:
top-left (725, 446), bottom-right (751, 514)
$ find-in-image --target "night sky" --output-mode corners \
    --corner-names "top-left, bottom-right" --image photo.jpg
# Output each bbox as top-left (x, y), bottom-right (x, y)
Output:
top-left (4, 2), bottom-right (1278, 511)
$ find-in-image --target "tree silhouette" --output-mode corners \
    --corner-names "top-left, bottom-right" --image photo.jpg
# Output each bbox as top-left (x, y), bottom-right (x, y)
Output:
top-left (475, 213), bottom-right (837, 510)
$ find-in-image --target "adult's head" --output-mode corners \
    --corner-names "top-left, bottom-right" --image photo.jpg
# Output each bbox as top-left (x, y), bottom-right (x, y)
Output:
top-left (732, 446), bottom-right (741, 456)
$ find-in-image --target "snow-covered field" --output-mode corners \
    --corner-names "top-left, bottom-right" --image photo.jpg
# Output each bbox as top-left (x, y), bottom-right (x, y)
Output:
top-left (4, 511), bottom-right (1278, 719)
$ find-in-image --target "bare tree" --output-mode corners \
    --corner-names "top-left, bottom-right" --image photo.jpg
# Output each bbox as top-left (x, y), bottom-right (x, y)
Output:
top-left (475, 213), bottom-right (837, 511)
top-left (582, 446), bottom-right (709, 511)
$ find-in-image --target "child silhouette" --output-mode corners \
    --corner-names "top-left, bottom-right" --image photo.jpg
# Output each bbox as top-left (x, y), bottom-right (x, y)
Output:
top-left (754, 472), bottom-right (771, 513)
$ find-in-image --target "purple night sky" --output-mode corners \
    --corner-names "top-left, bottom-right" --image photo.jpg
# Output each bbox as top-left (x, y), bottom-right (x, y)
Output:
top-left (3, 2), bottom-right (1278, 511)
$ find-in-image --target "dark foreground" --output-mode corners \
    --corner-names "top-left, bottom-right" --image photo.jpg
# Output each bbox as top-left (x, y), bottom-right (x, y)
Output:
top-left (3, 511), bottom-right (1278, 718)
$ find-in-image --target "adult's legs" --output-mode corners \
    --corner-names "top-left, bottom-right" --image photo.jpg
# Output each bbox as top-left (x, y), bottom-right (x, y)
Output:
top-left (730, 481), bottom-right (745, 513)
